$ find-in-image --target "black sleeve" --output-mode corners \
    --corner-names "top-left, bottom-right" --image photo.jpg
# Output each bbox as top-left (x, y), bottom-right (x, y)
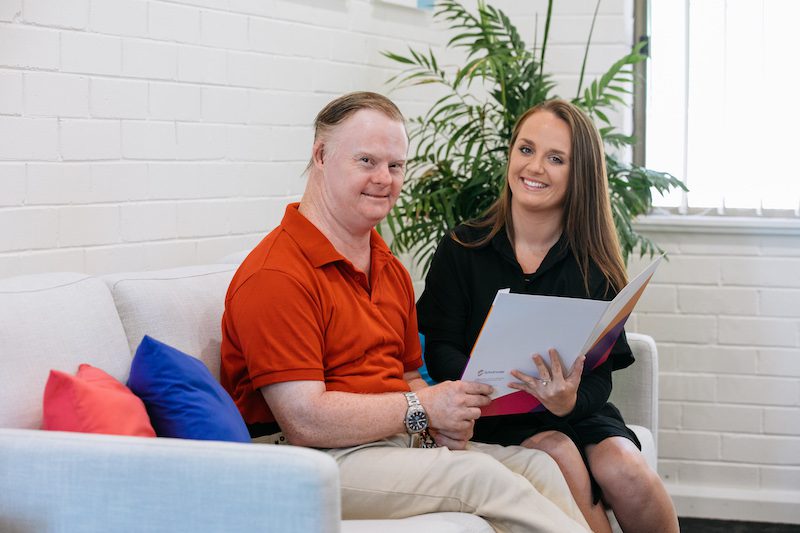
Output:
top-left (564, 358), bottom-right (612, 420)
top-left (416, 235), bottom-right (471, 382)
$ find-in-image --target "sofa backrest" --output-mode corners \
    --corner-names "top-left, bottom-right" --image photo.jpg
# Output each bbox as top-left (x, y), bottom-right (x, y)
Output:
top-left (0, 273), bottom-right (132, 429)
top-left (103, 265), bottom-right (237, 380)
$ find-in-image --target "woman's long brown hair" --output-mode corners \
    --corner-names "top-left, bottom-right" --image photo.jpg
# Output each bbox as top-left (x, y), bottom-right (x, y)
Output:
top-left (454, 99), bottom-right (627, 294)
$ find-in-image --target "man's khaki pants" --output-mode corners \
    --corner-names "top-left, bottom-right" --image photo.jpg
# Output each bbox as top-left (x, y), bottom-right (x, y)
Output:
top-left (326, 434), bottom-right (591, 533)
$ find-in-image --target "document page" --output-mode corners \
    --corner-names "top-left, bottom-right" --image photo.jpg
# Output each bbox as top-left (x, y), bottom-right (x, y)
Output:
top-left (460, 255), bottom-right (663, 416)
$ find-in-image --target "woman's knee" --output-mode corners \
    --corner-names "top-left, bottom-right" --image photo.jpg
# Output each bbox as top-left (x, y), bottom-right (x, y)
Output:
top-left (589, 438), bottom-right (655, 497)
top-left (522, 431), bottom-right (578, 460)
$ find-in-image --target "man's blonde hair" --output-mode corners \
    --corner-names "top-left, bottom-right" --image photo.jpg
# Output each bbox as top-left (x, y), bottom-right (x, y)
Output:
top-left (305, 91), bottom-right (406, 173)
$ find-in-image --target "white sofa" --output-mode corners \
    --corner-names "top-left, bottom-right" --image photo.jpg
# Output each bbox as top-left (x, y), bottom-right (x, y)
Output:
top-left (0, 260), bottom-right (659, 532)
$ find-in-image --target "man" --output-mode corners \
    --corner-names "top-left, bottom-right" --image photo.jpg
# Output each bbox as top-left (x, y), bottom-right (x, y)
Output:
top-left (220, 92), bottom-right (591, 532)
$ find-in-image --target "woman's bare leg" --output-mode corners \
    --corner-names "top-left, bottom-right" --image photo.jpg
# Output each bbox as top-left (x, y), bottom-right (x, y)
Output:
top-left (523, 430), bottom-right (612, 533)
top-left (586, 437), bottom-right (678, 533)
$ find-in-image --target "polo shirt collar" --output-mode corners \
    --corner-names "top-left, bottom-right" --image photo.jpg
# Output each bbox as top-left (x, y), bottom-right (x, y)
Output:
top-left (280, 203), bottom-right (394, 271)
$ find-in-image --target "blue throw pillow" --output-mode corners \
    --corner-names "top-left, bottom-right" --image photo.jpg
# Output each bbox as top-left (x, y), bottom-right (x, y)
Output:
top-left (418, 333), bottom-right (437, 385)
top-left (128, 335), bottom-right (250, 442)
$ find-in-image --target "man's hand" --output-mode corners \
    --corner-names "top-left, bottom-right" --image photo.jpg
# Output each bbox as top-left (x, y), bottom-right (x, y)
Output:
top-left (428, 427), bottom-right (472, 450)
top-left (416, 380), bottom-right (493, 449)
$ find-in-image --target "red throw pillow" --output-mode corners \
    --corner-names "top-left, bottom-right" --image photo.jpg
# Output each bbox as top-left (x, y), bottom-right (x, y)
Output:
top-left (42, 363), bottom-right (156, 437)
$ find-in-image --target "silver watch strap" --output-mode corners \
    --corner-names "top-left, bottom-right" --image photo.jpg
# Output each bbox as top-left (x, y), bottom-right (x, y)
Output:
top-left (404, 391), bottom-right (421, 407)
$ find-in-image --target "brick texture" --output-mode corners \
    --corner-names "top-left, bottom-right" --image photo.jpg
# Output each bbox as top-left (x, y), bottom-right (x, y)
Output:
top-left (632, 227), bottom-right (800, 512)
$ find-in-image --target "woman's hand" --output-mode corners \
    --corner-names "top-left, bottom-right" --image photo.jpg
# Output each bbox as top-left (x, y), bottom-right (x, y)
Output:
top-left (509, 349), bottom-right (585, 417)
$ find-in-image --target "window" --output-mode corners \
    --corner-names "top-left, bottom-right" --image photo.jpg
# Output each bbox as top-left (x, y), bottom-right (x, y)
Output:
top-left (645, 0), bottom-right (800, 216)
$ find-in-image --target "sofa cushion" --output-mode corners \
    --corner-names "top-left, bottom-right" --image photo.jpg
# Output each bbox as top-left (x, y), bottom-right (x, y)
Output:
top-left (342, 513), bottom-right (494, 533)
top-left (103, 264), bottom-right (236, 381)
top-left (42, 364), bottom-right (156, 437)
top-left (128, 335), bottom-right (250, 442)
top-left (0, 273), bottom-right (133, 429)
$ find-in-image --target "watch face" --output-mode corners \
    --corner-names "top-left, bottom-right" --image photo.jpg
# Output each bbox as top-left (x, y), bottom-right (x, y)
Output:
top-left (406, 410), bottom-right (427, 433)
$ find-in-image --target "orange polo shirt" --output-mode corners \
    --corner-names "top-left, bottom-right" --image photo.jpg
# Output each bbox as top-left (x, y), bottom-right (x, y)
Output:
top-left (220, 203), bottom-right (423, 426)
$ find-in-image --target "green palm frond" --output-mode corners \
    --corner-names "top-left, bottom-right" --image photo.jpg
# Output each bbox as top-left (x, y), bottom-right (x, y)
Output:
top-left (382, 1), bottom-right (686, 268)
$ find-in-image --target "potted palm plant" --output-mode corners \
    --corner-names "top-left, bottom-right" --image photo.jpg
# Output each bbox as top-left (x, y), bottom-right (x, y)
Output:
top-left (383, 0), bottom-right (686, 270)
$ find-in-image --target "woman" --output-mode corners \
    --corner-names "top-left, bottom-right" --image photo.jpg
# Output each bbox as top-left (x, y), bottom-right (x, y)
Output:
top-left (417, 99), bottom-right (678, 533)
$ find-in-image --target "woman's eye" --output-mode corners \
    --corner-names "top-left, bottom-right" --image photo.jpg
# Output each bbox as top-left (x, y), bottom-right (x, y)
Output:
top-left (520, 146), bottom-right (532, 155)
top-left (550, 155), bottom-right (564, 164)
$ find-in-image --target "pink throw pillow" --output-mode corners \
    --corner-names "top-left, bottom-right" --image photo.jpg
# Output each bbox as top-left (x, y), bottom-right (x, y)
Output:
top-left (42, 363), bottom-right (156, 437)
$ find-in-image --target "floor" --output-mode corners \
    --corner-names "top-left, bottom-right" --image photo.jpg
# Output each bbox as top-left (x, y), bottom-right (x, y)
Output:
top-left (679, 517), bottom-right (800, 532)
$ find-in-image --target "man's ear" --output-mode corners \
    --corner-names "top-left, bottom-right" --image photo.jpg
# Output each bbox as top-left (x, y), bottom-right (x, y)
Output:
top-left (311, 140), bottom-right (325, 169)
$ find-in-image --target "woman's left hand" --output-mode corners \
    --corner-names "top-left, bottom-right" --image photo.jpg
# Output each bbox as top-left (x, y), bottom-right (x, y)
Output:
top-left (509, 349), bottom-right (585, 417)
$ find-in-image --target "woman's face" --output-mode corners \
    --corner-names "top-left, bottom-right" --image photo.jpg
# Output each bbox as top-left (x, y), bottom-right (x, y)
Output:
top-left (507, 110), bottom-right (571, 216)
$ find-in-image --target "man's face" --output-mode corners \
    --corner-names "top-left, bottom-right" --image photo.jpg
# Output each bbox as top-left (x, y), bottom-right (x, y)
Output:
top-left (316, 109), bottom-right (408, 234)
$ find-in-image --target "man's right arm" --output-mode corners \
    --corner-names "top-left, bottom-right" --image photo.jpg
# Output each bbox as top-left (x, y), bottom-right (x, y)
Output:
top-left (262, 379), bottom-right (492, 449)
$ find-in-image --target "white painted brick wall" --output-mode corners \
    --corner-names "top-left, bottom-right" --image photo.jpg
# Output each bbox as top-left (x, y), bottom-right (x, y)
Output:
top-left (632, 226), bottom-right (800, 521)
top-left (27, 163), bottom-right (92, 204)
top-left (121, 120), bottom-right (176, 159)
top-left (0, 24), bottom-right (60, 69)
top-left (89, 0), bottom-right (147, 37)
top-left (176, 122), bottom-right (227, 160)
top-left (759, 348), bottom-right (800, 377)
top-left (91, 162), bottom-right (149, 201)
top-left (91, 78), bottom-right (149, 119)
top-left (122, 39), bottom-right (178, 80)
top-left (148, 2), bottom-right (199, 44)
top-left (149, 82), bottom-right (201, 121)
top-left (0, 164), bottom-right (25, 206)
top-left (148, 162), bottom-right (232, 199)
top-left (0, 116), bottom-right (59, 160)
top-left (60, 119), bottom-right (121, 160)
top-left (0, 70), bottom-right (23, 114)
top-left (676, 345), bottom-right (757, 374)
top-left (62, 31), bottom-right (122, 75)
top-left (25, 72), bottom-right (89, 117)
top-left (722, 434), bottom-right (798, 465)
top-left (119, 202), bottom-right (177, 241)
top-left (58, 204), bottom-right (120, 246)
top-left (177, 44), bottom-right (226, 83)
top-left (666, 460), bottom-right (760, 489)
top-left (24, 0), bottom-right (89, 30)
top-left (761, 466), bottom-right (800, 492)
top-left (681, 404), bottom-right (762, 434)
top-left (201, 86), bottom-right (249, 124)
top-left (0, 1), bottom-right (21, 22)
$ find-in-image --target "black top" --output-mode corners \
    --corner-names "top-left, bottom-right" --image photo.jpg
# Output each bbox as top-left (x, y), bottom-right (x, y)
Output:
top-left (416, 223), bottom-right (635, 427)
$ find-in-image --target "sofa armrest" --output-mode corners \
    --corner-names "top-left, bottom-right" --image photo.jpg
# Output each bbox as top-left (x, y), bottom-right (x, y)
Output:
top-left (609, 332), bottom-right (659, 448)
top-left (0, 429), bottom-right (341, 533)
top-left (626, 424), bottom-right (657, 471)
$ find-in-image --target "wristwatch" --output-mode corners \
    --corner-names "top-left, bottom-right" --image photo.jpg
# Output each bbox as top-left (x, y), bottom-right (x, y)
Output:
top-left (403, 391), bottom-right (428, 434)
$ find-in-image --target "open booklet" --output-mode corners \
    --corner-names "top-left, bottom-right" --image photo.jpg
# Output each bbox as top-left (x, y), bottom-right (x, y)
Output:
top-left (460, 255), bottom-right (663, 417)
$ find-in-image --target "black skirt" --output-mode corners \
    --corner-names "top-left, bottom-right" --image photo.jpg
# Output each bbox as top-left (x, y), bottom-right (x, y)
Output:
top-left (472, 402), bottom-right (641, 503)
